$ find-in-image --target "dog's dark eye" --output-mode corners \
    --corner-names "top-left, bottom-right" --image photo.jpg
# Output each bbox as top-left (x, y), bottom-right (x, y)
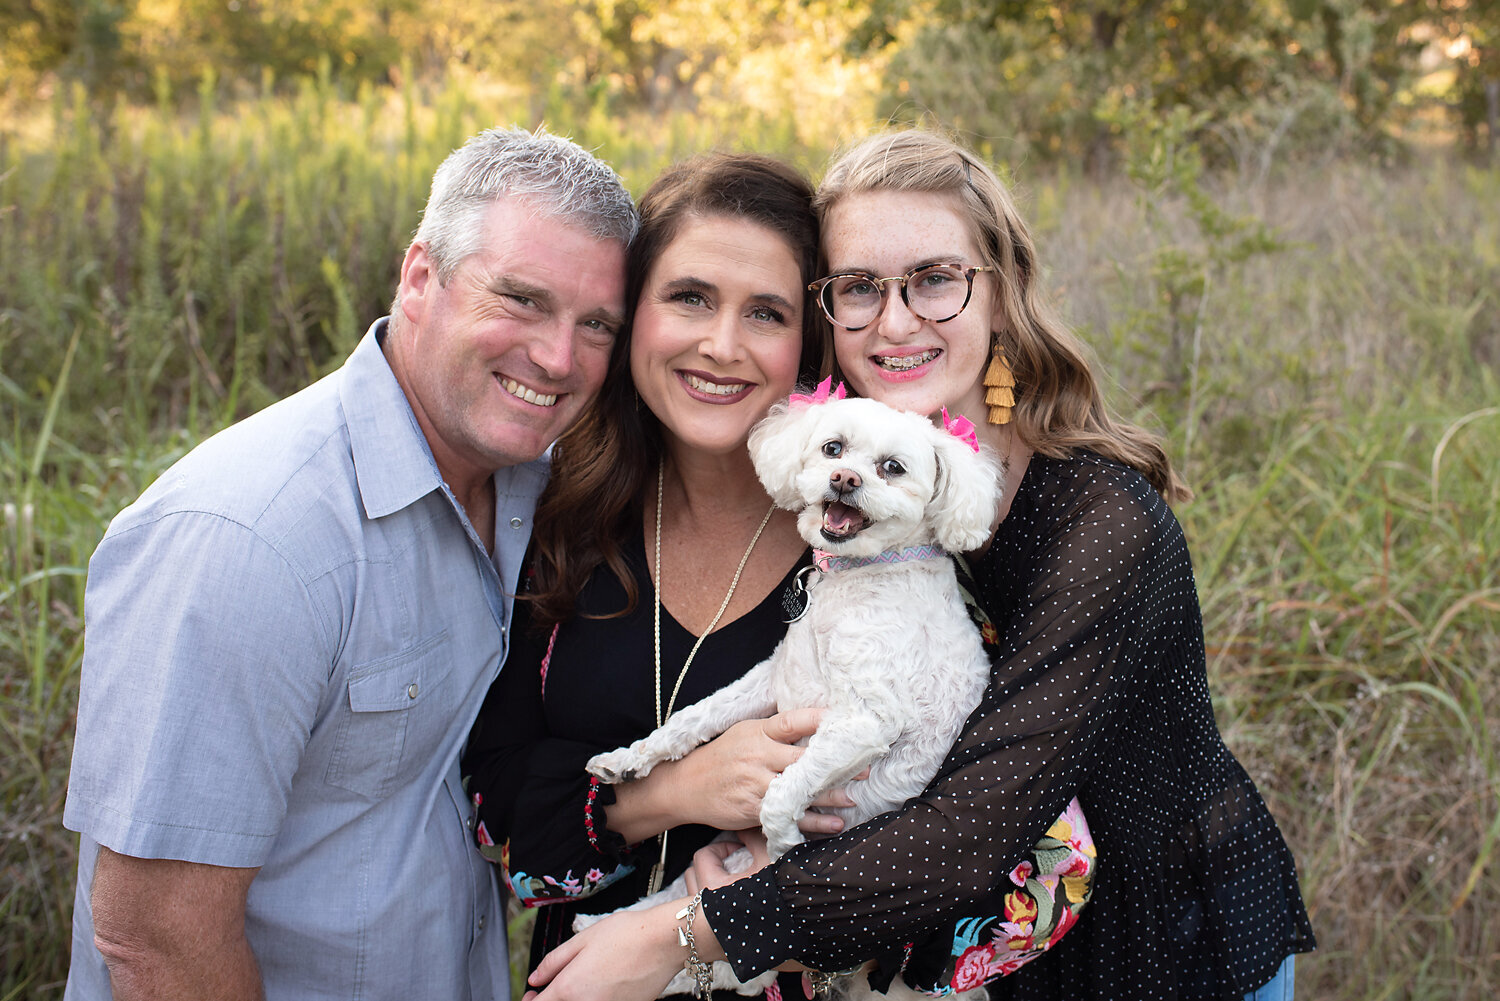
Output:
top-left (879, 458), bottom-right (906, 478)
top-left (822, 440), bottom-right (843, 458)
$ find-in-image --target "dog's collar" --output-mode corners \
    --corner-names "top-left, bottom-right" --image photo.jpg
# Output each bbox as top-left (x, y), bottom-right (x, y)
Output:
top-left (783, 544), bottom-right (946, 624)
top-left (811, 544), bottom-right (947, 573)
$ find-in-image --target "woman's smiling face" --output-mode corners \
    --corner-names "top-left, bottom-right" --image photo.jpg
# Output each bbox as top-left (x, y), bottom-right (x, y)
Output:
top-left (630, 213), bottom-right (806, 457)
top-left (822, 189), bottom-right (997, 421)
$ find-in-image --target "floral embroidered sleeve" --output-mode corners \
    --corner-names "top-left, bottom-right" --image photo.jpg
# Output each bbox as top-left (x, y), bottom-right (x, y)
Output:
top-left (462, 611), bottom-right (637, 908)
top-left (899, 798), bottom-right (1096, 993)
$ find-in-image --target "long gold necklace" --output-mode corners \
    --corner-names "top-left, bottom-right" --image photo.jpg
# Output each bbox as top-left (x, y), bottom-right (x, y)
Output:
top-left (648, 455), bottom-right (775, 894)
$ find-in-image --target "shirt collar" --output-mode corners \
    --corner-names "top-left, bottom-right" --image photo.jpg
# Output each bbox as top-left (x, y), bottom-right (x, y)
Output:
top-left (338, 318), bottom-right (448, 520)
top-left (339, 317), bottom-right (554, 523)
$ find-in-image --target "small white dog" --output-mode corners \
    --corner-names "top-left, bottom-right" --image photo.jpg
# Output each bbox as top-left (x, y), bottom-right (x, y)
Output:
top-left (584, 390), bottom-right (1002, 999)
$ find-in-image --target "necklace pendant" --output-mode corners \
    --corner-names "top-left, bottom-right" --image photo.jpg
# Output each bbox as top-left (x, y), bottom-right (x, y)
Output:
top-left (647, 861), bottom-right (665, 896)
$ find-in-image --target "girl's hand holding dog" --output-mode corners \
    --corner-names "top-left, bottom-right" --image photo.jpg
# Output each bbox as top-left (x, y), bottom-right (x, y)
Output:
top-left (527, 834), bottom-right (774, 1000)
top-left (524, 895), bottom-right (713, 1001)
top-left (607, 708), bottom-right (854, 842)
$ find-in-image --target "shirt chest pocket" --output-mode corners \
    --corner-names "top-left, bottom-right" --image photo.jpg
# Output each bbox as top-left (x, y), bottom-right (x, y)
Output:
top-left (325, 631), bottom-right (453, 798)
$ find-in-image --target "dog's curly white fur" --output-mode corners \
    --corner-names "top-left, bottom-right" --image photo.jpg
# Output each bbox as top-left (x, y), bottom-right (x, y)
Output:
top-left (582, 397), bottom-right (1002, 999)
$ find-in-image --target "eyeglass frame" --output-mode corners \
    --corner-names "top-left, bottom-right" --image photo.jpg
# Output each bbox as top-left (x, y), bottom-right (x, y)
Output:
top-left (807, 263), bottom-right (997, 331)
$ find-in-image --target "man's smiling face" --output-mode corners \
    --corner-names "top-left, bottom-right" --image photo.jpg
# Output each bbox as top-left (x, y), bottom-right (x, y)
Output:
top-left (391, 196), bottom-right (628, 488)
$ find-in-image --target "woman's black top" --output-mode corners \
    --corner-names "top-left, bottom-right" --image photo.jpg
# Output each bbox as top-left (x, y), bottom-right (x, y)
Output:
top-left (702, 451), bottom-right (1316, 999)
top-left (463, 529), bottom-right (811, 997)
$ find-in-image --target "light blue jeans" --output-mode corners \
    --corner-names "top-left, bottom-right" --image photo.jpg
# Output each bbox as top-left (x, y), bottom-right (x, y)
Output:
top-left (1243, 955), bottom-right (1295, 1001)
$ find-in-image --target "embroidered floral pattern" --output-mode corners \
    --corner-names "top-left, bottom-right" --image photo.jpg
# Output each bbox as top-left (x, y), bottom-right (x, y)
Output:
top-left (471, 789), bottom-right (635, 907)
top-left (933, 802), bottom-right (1095, 991)
top-left (910, 557), bottom-right (1100, 994)
top-left (584, 775), bottom-right (602, 851)
top-left (503, 850), bottom-right (636, 907)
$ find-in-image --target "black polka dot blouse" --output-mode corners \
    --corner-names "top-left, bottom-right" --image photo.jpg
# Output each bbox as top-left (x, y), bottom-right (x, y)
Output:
top-left (703, 452), bottom-right (1316, 999)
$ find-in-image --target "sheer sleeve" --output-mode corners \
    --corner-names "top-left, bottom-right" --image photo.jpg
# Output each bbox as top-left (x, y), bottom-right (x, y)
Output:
top-left (462, 604), bottom-right (638, 908)
top-left (704, 460), bottom-right (1184, 979)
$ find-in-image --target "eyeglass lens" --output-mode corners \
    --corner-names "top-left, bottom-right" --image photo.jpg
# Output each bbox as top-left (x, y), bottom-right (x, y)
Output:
top-left (820, 265), bottom-right (973, 328)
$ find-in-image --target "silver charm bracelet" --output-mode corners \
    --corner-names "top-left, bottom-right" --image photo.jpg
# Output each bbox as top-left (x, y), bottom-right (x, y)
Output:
top-left (675, 891), bottom-right (715, 999)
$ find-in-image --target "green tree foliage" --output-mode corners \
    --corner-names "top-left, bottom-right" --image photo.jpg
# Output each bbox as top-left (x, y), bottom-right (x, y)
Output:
top-left (860, 0), bottom-right (1490, 161)
top-left (487, 0), bottom-right (881, 148)
top-left (1, 0), bottom-right (131, 90)
top-left (3, 0), bottom-right (876, 135)
top-left (120, 0), bottom-right (415, 90)
top-left (3, 1), bottom-right (1490, 156)
top-left (1417, 0), bottom-right (1500, 151)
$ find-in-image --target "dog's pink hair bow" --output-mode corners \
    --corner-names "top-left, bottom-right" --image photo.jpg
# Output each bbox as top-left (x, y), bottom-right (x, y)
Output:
top-left (941, 407), bottom-right (980, 453)
top-left (788, 376), bottom-right (848, 408)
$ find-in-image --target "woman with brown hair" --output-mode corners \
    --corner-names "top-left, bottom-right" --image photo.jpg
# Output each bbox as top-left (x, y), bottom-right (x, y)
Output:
top-left (462, 151), bottom-right (839, 1001)
top-left (523, 131), bottom-right (1314, 1001)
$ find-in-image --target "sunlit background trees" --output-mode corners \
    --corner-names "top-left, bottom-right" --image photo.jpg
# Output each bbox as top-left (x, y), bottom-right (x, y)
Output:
top-left (4, 0), bottom-right (1497, 159)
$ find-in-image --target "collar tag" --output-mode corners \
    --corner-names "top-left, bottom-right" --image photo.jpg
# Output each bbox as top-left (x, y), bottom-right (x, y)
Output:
top-left (781, 564), bottom-right (820, 624)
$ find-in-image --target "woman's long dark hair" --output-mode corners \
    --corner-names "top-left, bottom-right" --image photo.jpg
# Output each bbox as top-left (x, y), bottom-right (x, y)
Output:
top-left (525, 153), bottom-right (825, 629)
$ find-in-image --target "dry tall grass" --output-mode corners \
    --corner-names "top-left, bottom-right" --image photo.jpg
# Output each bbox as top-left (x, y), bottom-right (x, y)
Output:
top-left (1043, 159), bottom-right (1500, 998)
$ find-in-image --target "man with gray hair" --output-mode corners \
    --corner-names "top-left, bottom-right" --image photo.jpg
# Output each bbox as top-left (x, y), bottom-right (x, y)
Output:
top-left (62, 126), bottom-right (636, 1000)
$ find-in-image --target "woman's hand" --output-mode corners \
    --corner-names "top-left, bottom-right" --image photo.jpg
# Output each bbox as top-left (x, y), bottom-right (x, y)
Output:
top-left (524, 895), bottom-right (718, 1001)
top-left (674, 710), bottom-right (852, 832)
top-left (527, 836), bottom-right (804, 999)
top-left (608, 708), bottom-right (855, 841)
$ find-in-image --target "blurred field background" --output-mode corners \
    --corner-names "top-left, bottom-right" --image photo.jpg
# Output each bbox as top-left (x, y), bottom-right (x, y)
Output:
top-left (2, 1), bottom-right (1498, 998)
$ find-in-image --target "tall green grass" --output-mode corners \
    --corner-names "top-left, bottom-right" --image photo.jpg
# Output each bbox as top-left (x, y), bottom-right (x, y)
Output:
top-left (2, 78), bottom-right (1497, 998)
top-left (0, 72), bottom-right (832, 457)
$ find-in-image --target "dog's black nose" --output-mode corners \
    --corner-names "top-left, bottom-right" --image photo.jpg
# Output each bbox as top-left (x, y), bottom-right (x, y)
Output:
top-left (829, 468), bottom-right (861, 493)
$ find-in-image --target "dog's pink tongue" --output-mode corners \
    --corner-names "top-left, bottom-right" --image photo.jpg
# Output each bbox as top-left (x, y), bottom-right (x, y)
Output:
top-left (823, 501), bottom-right (863, 537)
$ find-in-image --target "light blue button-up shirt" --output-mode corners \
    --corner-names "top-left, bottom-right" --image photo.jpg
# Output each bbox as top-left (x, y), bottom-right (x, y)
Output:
top-left (64, 320), bottom-right (542, 999)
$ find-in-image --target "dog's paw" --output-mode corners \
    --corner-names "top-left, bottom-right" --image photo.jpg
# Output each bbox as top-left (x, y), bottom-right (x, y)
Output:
top-left (585, 747), bottom-right (642, 783)
top-left (725, 966), bottom-right (778, 994)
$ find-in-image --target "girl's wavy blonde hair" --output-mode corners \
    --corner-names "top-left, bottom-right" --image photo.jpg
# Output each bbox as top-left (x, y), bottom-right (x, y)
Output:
top-left (815, 129), bottom-right (1189, 502)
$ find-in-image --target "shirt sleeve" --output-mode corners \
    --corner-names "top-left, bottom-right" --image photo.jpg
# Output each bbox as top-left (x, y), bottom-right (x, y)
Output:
top-left (463, 609), bottom-right (639, 906)
top-left (703, 475), bottom-right (1173, 976)
top-left (63, 509), bottom-right (331, 868)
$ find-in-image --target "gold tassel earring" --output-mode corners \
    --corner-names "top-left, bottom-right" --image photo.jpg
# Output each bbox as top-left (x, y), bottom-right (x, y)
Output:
top-left (983, 343), bottom-right (1016, 425)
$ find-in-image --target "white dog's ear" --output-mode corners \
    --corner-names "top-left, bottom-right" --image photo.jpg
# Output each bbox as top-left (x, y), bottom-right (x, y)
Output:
top-left (927, 427), bottom-right (1004, 552)
top-left (749, 403), bottom-right (813, 509)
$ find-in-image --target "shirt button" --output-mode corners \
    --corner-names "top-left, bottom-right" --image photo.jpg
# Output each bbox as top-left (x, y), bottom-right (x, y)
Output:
top-left (509, 517), bottom-right (524, 529)
top-left (467, 814), bottom-right (475, 830)
top-left (406, 683), bottom-right (419, 699)
top-left (477, 914), bottom-right (486, 930)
